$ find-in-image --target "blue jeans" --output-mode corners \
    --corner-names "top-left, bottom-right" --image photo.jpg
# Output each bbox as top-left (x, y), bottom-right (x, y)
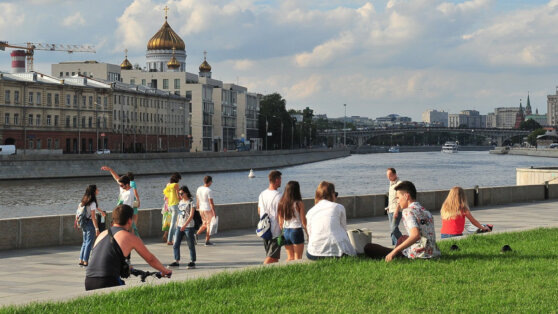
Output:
top-left (167, 204), bottom-right (179, 242)
top-left (173, 227), bottom-right (196, 262)
top-left (441, 233), bottom-right (462, 239)
top-left (79, 219), bottom-right (95, 262)
top-left (388, 212), bottom-right (402, 245)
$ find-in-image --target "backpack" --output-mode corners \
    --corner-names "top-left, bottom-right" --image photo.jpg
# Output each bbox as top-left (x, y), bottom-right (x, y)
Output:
top-left (256, 213), bottom-right (272, 240)
top-left (75, 203), bottom-right (89, 228)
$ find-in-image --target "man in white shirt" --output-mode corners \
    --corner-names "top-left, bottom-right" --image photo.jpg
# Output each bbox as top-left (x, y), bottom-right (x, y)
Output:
top-left (196, 176), bottom-right (216, 246)
top-left (257, 170), bottom-right (282, 264)
top-left (386, 168), bottom-right (402, 245)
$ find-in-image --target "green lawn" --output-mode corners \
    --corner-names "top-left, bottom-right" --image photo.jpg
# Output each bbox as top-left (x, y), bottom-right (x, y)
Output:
top-left (4, 228), bottom-right (558, 313)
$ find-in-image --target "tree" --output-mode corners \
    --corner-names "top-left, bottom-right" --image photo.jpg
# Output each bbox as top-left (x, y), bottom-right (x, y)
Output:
top-left (520, 119), bottom-right (542, 131)
top-left (258, 93), bottom-right (293, 150)
top-left (527, 128), bottom-right (546, 145)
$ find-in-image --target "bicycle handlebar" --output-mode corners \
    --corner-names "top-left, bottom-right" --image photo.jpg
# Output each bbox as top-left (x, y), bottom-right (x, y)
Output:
top-left (130, 268), bottom-right (171, 282)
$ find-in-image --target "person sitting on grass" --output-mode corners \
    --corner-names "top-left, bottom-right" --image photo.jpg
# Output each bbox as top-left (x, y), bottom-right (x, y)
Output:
top-left (364, 181), bottom-right (440, 262)
top-left (306, 181), bottom-right (356, 260)
top-left (440, 186), bottom-right (492, 238)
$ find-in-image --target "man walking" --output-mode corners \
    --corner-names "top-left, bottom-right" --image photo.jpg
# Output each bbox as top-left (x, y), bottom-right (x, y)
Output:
top-left (257, 170), bottom-right (282, 264)
top-left (386, 168), bottom-right (402, 245)
top-left (196, 176), bottom-right (216, 246)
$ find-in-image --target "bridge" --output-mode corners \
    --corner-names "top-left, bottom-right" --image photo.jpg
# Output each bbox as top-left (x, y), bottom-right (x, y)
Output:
top-left (317, 127), bottom-right (530, 146)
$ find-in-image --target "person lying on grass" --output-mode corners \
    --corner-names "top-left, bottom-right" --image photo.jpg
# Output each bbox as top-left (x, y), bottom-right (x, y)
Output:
top-left (364, 181), bottom-right (440, 262)
top-left (440, 186), bottom-right (492, 238)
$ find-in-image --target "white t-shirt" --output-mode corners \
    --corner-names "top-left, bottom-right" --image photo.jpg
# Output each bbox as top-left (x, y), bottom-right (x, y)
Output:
top-left (306, 199), bottom-right (356, 257)
top-left (177, 199), bottom-right (195, 228)
top-left (196, 186), bottom-right (213, 212)
top-left (84, 201), bottom-right (97, 219)
top-left (283, 203), bottom-right (302, 229)
top-left (258, 189), bottom-right (282, 238)
top-left (119, 187), bottom-right (134, 207)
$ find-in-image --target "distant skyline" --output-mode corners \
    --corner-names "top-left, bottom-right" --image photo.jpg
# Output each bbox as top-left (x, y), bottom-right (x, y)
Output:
top-left (1, 0), bottom-right (558, 120)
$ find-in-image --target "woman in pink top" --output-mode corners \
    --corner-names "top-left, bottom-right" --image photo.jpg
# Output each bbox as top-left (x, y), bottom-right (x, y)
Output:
top-left (440, 187), bottom-right (492, 238)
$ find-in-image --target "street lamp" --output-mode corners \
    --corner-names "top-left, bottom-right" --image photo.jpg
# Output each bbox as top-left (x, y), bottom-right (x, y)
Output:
top-left (270, 115), bottom-right (282, 150)
top-left (343, 103), bottom-right (347, 147)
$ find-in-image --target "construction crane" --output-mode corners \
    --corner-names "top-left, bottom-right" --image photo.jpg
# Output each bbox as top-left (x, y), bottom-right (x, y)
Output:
top-left (0, 41), bottom-right (96, 72)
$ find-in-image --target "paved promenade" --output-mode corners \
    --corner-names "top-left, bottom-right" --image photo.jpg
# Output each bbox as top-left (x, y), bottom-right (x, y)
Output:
top-left (1, 200), bottom-right (558, 307)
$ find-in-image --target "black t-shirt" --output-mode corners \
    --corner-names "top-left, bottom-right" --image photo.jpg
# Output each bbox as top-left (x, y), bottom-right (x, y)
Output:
top-left (86, 226), bottom-right (126, 278)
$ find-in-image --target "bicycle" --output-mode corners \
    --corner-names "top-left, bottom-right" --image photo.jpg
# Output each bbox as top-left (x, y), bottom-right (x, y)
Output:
top-left (130, 268), bottom-right (171, 282)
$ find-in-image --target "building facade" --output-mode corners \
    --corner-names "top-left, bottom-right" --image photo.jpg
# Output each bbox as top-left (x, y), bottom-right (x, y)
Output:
top-left (448, 110), bottom-right (486, 128)
top-left (494, 107), bottom-right (521, 129)
top-left (0, 71), bottom-right (187, 153)
top-left (547, 88), bottom-right (558, 127)
top-left (422, 109), bottom-right (448, 127)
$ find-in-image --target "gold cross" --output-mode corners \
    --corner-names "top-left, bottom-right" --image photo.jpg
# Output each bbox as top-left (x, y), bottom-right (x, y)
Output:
top-left (124, 48), bottom-right (128, 58)
top-left (203, 50), bottom-right (207, 60)
top-left (164, 5), bottom-right (169, 19)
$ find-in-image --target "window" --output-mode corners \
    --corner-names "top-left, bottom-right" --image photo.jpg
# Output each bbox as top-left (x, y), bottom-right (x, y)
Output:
top-left (82, 116), bottom-right (85, 128)
top-left (55, 139), bottom-right (59, 149)
top-left (36, 114), bottom-right (41, 126)
top-left (54, 115), bottom-right (59, 126)
top-left (73, 116), bottom-right (77, 127)
top-left (89, 96), bottom-right (93, 107)
top-left (36, 92), bottom-right (41, 104)
top-left (47, 115), bottom-right (51, 126)
top-left (104, 96), bottom-right (107, 108)
top-left (59, 72), bottom-right (63, 77)
top-left (28, 139), bottom-right (34, 149)
top-left (65, 72), bottom-right (69, 76)
top-left (73, 95), bottom-right (77, 106)
top-left (97, 96), bottom-right (101, 106)
top-left (66, 116), bottom-right (70, 127)
top-left (28, 114), bottom-right (33, 125)
top-left (82, 96), bottom-right (86, 107)
top-left (163, 79), bottom-right (169, 89)
top-left (14, 91), bottom-right (19, 104)
top-left (174, 79), bottom-right (180, 89)
top-left (4, 90), bottom-right (10, 104)
top-left (72, 72), bottom-right (75, 76)
top-left (54, 94), bottom-right (59, 105)
top-left (14, 114), bottom-right (19, 125)
top-left (36, 139), bottom-right (41, 149)
top-left (130, 79), bottom-right (135, 85)
top-left (66, 94), bottom-right (70, 106)
top-left (47, 138), bottom-right (52, 149)
top-left (141, 79), bottom-right (146, 86)
top-left (29, 92), bottom-right (34, 104)
top-left (88, 117), bottom-right (92, 128)
top-left (47, 93), bottom-right (52, 105)
top-left (4, 113), bottom-right (9, 125)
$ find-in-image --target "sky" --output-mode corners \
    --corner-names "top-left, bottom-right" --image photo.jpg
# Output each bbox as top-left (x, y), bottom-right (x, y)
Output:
top-left (1, 0), bottom-right (558, 120)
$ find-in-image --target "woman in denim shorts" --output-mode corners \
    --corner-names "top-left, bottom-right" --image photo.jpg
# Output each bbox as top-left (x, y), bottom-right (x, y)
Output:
top-left (278, 181), bottom-right (308, 260)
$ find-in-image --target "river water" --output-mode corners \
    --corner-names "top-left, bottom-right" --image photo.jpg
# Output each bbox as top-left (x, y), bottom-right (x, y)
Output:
top-left (1, 151), bottom-right (556, 219)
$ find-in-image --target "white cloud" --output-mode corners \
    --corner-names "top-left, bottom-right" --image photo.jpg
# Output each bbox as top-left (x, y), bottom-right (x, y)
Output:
top-left (232, 59), bottom-right (254, 71)
top-left (437, 0), bottom-right (494, 16)
top-left (0, 3), bottom-right (24, 37)
top-left (62, 12), bottom-right (85, 27)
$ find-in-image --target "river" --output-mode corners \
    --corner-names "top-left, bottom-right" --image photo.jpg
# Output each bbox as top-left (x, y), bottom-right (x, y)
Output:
top-left (1, 151), bottom-right (556, 219)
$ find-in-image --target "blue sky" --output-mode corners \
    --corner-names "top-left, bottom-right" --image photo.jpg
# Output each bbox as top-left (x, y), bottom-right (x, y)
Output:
top-left (2, 0), bottom-right (558, 120)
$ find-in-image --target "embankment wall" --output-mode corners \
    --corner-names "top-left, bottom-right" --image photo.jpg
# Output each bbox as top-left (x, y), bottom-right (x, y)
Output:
top-left (0, 148), bottom-right (349, 180)
top-left (1, 183), bottom-right (556, 251)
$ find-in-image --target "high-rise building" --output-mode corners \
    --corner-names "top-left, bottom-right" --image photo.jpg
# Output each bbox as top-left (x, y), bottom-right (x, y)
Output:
top-left (494, 107), bottom-right (521, 129)
top-left (422, 109), bottom-right (448, 127)
top-left (547, 87), bottom-right (558, 126)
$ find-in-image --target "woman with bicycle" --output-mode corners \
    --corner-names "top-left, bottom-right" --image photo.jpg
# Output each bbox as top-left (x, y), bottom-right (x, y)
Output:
top-left (77, 185), bottom-right (102, 267)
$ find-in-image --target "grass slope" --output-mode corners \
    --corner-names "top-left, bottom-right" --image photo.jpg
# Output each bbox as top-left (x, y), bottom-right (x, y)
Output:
top-left (4, 228), bottom-right (558, 313)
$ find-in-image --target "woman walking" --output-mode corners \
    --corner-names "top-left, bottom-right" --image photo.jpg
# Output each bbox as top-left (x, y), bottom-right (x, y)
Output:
top-left (163, 173), bottom-right (181, 244)
top-left (77, 185), bottom-right (102, 267)
top-left (440, 187), bottom-right (492, 238)
top-left (169, 186), bottom-right (197, 269)
top-left (278, 181), bottom-right (307, 261)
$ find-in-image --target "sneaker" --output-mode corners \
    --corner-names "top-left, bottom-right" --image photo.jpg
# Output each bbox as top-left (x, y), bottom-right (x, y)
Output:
top-left (205, 241), bottom-right (214, 246)
top-left (169, 262), bottom-right (180, 267)
top-left (187, 262), bottom-right (196, 269)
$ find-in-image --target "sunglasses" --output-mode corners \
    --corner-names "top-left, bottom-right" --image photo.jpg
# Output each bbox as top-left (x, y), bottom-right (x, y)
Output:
top-left (178, 192), bottom-right (184, 195)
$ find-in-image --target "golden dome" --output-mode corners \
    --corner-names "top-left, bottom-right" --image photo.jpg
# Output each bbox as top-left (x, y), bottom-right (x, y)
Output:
top-left (147, 18), bottom-right (185, 51)
top-left (167, 48), bottom-right (180, 69)
top-left (120, 49), bottom-right (133, 70)
top-left (199, 51), bottom-right (211, 72)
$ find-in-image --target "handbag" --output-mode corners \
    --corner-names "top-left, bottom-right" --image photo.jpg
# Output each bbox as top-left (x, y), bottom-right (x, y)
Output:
top-left (347, 228), bottom-right (372, 254)
top-left (209, 215), bottom-right (219, 235)
top-left (162, 211), bottom-right (171, 231)
top-left (256, 213), bottom-right (272, 240)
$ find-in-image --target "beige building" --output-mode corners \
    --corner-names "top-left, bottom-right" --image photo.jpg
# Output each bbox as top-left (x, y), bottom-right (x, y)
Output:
top-left (493, 107), bottom-right (520, 129)
top-left (422, 109), bottom-right (448, 127)
top-left (53, 61), bottom-right (121, 82)
top-left (52, 13), bottom-right (261, 152)
top-left (0, 71), bottom-right (187, 153)
top-left (547, 88), bottom-right (558, 126)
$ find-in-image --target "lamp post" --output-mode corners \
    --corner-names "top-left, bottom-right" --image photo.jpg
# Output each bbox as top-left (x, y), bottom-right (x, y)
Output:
top-left (343, 103), bottom-right (347, 147)
top-left (270, 115), bottom-right (282, 150)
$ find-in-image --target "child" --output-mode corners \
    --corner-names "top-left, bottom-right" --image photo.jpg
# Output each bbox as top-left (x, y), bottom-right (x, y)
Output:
top-left (169, 186), bottom-right (197, 269)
